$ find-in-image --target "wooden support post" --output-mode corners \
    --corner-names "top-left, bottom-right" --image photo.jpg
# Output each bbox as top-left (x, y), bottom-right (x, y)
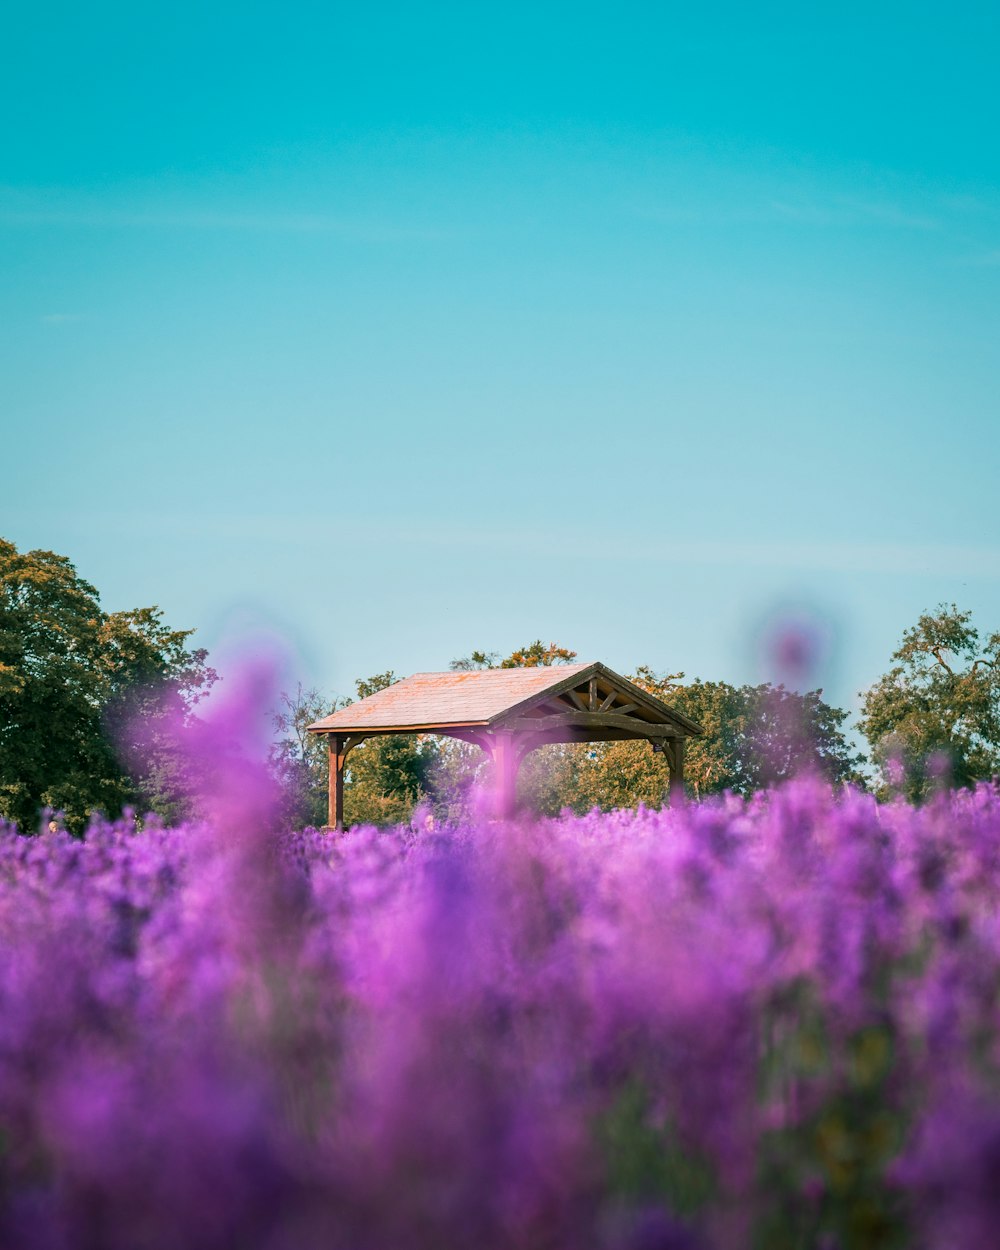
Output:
top-left (493, 731), bottom-right (517, 820)
top-left (328, 734), bottom-right (346, 831)
top-left (668, 736), bottom-right (686, 807)
top-left (328, 735), bottom-right (365, 830)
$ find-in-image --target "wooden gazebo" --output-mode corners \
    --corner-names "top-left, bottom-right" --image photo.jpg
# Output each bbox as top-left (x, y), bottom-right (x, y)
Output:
top-left (307, 661), bottom-right (702, 829)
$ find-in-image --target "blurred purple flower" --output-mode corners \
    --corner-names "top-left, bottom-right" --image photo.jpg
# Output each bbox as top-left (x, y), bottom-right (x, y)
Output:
top-left (2, 676), bottom-right (1000, 1247)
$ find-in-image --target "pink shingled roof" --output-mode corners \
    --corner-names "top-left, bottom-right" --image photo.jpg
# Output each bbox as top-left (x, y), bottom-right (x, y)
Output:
top-left (308, 664), bottom-right (592, 731)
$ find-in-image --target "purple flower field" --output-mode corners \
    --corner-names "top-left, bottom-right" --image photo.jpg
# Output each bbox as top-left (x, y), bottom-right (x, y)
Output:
top-left (4, 686), bottom-right (1000, 1249)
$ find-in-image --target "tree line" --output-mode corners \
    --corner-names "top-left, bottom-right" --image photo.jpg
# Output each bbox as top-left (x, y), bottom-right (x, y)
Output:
top-left (2, 538), bottom-right (999, 832)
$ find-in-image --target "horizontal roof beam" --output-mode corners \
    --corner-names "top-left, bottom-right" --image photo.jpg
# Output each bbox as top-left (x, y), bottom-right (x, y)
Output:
top-left (500, 711), bottom-right (683, 737)
top-left (308, 720), bottom-right (490, 736)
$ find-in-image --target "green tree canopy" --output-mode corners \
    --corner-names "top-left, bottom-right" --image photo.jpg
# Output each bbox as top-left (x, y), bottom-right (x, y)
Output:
top-left (269, 685), bottom-right (343, 828)
top-left (673, 679), bottom-right (866, 798)
top-left (0, 539), bottom-right (216, 831)
top-left (450, 640), bottom-right (578, 671)
top-left (859, 604), bottom-right (1000, 801)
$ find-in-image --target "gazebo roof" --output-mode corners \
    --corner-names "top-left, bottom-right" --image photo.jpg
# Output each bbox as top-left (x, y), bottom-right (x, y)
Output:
top-left (307, 661), bottom-right (702, 738)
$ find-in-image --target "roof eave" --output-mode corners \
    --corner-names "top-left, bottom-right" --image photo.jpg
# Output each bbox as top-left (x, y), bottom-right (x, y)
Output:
top-left (306, 719), bottom-right (491, 735)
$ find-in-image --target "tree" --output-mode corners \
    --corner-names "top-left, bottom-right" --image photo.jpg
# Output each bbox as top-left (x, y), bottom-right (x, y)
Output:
top-left (675, 680), bottom-right (866, 797)
top-left (0, 539), bottom-right (216, 831)
top-left (859, 605), bottom-right (1000, 802)
top-left (450, 640), bottom-right (578, 671)
top-left (269, 685), bottom-right (343, 828)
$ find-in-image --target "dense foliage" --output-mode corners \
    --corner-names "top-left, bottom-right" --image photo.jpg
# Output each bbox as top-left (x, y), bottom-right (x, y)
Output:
top-left (4, 673), bottom-right (1000, 1249)
top-left (860, 605), bottom-right (1000, 802)
top-left (0, 539), bottom-right (215, 831)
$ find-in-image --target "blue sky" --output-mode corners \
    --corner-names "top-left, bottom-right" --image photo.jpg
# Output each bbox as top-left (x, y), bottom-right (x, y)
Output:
top-left (3, 1), bottom-right (999, 718)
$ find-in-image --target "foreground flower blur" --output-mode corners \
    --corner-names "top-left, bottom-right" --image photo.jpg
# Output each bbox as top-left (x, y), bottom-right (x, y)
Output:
top-left (3, 770), bottom-right (1000, 1248)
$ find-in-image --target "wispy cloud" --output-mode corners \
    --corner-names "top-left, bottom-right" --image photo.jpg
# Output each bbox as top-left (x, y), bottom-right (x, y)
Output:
top-left (0, 195), bottom-right (451, 244)
top-left (630, 180), bottom-right (949, 233)
top-left (46, 510), bottom-right (1000, 581)
top-left (957, 249), bottom-right (1000, 267)
top-left (398, 529), bottom-right (1000, 580)
top-left (769, 196), bottom-right (940, 231)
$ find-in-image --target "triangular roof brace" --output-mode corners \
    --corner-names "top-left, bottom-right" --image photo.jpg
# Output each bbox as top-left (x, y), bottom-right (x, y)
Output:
top-left (308, 661), bottom-right (702, 829)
